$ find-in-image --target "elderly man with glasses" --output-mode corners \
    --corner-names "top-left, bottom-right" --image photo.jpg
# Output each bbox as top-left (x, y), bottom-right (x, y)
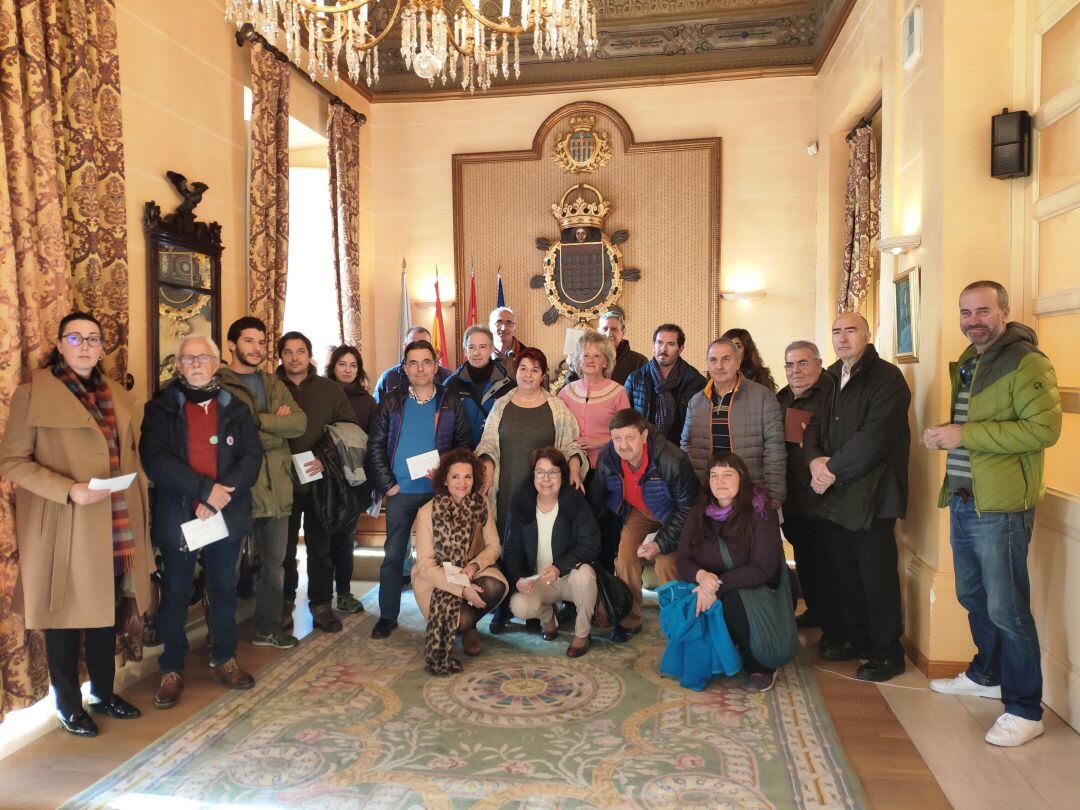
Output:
top-left (365, 339), bottom-right (472, 639)
top-left (140, 334), bottom-right (263, 709)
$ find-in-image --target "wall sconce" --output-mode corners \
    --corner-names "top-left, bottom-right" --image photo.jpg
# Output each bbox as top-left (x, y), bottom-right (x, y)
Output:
top-left (719, 290), bottom-right (766, 301)
top-left (875, 234), bottom-right (922, 255)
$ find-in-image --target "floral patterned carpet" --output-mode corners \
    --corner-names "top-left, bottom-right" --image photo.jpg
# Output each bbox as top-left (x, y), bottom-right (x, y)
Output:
top-left (64, 590), bottom-right (866, 809)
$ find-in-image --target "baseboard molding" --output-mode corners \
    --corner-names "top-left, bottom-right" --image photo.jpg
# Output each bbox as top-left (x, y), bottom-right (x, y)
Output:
top-left (901, 636), bottom-right (967, 680)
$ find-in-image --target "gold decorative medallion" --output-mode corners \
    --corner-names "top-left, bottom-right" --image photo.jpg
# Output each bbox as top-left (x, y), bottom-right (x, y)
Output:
top-left (552, 115), bottom-right (613, 174)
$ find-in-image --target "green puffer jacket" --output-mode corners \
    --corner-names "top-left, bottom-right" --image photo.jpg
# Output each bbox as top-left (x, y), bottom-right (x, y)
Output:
top-left (219, 367), bottom-right (308, 518)
top-left (937, 322), bottom-right (1061, 513)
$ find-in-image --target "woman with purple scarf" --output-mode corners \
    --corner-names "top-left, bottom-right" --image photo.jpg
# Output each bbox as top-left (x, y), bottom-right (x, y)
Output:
top-left (673, 451), bottom-right (798, 693)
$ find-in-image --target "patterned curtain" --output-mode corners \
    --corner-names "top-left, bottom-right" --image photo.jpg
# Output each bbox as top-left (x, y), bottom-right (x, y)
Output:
top-left (0, 0), bottom-right (132, 722)
top-left (837, 124), bottom-right (879, 314)
top-left (247, 43), bottom-right (290, 353)
top-left (327, 102), bottom-right (363, 348)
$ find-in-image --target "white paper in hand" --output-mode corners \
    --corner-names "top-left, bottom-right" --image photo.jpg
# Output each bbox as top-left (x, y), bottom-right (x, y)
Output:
top-left (442, 562), bottom-right (472, 587)
top-left (406, 450), bottom-right (440, 481)
top-left (181, 510), bottom-right (228, 551)
top-left (292, 451), bottom-right (324, 484)
top-left (88, 473), bottom-right (137, 493)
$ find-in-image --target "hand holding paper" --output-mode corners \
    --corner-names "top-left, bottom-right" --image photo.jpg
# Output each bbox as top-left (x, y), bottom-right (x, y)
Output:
top-left (88, 473), bottom-right (137, 493)
top-left (406, 450), bottom-right (440, 481)
top-left (181, 510), bottom-right (228, 551)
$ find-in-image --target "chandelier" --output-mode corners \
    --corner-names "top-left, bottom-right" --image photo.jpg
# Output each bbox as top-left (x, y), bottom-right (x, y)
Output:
top-left (226, 0), bottom-right (598, 93)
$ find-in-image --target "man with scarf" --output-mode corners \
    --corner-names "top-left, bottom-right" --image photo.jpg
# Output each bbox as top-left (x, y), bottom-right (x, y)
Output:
top-left (140, 335), bottom-right (263, 709)
top-left (624, 323), bottom-right (706, 443)
top-left (446, 324), bottom-right (515, 447)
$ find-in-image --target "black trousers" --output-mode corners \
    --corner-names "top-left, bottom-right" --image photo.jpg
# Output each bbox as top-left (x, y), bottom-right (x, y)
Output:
top-left (721, 590), bottom-right (771, 674)
top-left (823, 518), bottom-right (904, 660)
top-left (783, 514), bottom-right (839, 628)
top-left (44, 626), bottom-right (116, 715)
top-left (285, 491), bottom-right (336, 609)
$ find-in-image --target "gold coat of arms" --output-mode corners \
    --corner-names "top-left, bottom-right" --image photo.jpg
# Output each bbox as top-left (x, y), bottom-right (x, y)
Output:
top-left (533, 184), bottom-right (640, 325)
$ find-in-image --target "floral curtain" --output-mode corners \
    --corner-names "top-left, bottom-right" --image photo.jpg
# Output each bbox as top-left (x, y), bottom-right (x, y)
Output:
top-left (327, 102), bottom-right (364, 348)
top-left (837, 124), bottom-right (879, 315)
top-left (247, 43), bottom-right (290, 354)
top-left (0, 0), bottom-right (132, 722)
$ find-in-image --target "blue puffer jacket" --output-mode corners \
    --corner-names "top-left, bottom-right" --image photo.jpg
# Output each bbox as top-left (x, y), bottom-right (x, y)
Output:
top-left (365, 383), bottom-right (472, 496)
top-left (445, 360), bottom-right (515, 448)
top-left (590, 431), bottom-right (699, 554)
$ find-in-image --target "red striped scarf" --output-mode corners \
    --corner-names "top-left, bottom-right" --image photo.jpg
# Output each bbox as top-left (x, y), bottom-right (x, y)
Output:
top-left (52, 360), bottom-right (136, 574)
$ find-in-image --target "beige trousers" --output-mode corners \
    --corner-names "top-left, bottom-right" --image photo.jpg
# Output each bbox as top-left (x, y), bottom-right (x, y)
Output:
top-left (615, 507), bottom-right (679, 628)
top-left (510, 564), bottom-right (597, 638)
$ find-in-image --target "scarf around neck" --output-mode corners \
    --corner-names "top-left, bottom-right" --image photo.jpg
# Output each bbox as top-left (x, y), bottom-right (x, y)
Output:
top-left (52, 358), bottom-right (136, 574)
top-left (648, 358), bottom-right (685, 436)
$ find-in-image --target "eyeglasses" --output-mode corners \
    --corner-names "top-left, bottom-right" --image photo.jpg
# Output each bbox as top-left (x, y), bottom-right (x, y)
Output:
top-left (404, 359), bottom-right (436, 370)
top-left (493, 319), bottom-right (516, 328)
top-left (61, 333), bottom-right (102, 348)
top-left (533, 469), bottom-right (562, 480)
top-left (178, 354), bottom-right (217, 367)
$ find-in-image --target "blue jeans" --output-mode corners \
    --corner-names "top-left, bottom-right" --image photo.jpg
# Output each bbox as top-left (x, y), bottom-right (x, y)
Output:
top-left (380, 492), bottom-right (432, 619)
top-left (950, 495), bottom-right (1042, 720)
top-left (158, 535), bottom-right (242, 672)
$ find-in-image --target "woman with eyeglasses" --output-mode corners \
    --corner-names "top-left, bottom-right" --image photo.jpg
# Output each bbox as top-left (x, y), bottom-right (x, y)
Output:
top-left (0, 311), bottom-right (154, 737)
top-left (411, 448), bottom-right (507, 674)
top-left (503, 448), bottom-right (600, 656)
top-left (475, 347), bottom-right (588, 633)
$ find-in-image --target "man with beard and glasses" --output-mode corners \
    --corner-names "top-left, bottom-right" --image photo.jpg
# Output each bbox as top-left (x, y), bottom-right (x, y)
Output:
top-left (219, 317), bottom-right (307, 650)
top-left (624, 323), bottom-right (706, 444)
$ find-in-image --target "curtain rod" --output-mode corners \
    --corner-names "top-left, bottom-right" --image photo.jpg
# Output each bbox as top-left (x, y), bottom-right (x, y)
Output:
top-left (846, 95), bottom-right (882, 141)
top-left (234, 23), bottom-right (367, 125)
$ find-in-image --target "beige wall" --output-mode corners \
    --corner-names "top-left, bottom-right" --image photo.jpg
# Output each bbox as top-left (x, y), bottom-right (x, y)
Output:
top-left (116, 0), bottom-right (371, 398)
top-left (368, 78), bottom-right (818, 375)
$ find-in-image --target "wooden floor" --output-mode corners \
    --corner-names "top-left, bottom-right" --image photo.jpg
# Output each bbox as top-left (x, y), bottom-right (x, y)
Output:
top-left (0, 601), bottom-right (953, 810)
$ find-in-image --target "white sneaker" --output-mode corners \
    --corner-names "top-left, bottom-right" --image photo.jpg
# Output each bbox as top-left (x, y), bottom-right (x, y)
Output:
top-left (929, 672), bottom-right (1001, 699)
top-left (984, 713), bottom-right (1044, 747)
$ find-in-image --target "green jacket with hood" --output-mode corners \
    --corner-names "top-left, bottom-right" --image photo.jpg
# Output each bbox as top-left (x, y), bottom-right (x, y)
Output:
top-left (937, 322), bottom-right (1061, 513)
top-left (219, 366), bottom-right (308, 518)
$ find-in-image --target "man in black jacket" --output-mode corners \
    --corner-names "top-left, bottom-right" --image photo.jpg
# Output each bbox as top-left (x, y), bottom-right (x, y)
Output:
top-left (140, 335), bottom-right (263, 709)
top-left (776, 340), bottom-right (836, 632)
top-left (591, 409), bottom-right (699, 642)
top-left (624, 324), bottom-right (706, 443)
top-left (803, 313), bottom-right (911, 682)
top-left (277, 331), bottom-right (359, 634)
top-left (365, 340), bottom-right (472, 639)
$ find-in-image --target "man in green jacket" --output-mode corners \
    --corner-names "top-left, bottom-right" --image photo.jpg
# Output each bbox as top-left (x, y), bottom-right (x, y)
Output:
top-left (219, 317), bottom-right (307, 650)
top-left (924, 281), bottom-right (1061, 748)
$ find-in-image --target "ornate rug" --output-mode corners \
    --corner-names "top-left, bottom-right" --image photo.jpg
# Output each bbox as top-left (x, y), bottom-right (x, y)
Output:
top-left (64, 592), bottom-right (866, 809)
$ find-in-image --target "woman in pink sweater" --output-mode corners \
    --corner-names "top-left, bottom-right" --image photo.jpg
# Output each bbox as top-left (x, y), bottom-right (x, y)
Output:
top-left (557, 330), bottom-right (630, 470)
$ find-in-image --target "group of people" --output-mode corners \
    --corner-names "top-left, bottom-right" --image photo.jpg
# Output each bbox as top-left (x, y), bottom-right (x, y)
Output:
top-left (0, 279), bottom-right (1060, 750)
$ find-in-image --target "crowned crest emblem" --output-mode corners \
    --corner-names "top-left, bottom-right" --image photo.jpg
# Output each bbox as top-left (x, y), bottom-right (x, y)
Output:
top-left (532, 184), bottom-right (641, 325)
top-left (552, 115), bottom-right (612, 174)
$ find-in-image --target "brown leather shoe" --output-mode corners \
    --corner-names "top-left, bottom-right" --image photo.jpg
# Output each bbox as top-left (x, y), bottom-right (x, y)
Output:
top-left (154, 672), bottom-right (184, 709)
top-left (566, 635), bottom-right (591, 658)
top-left (212, 657), bottom-right (255, 690)
top-left (312, 605), bottom-right (343, 633)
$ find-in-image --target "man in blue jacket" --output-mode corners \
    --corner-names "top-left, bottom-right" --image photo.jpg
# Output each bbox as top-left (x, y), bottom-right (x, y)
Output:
top-left (446, 324), bottom-right (514, 447)
top-left (140, 335), bottom-right (263, 710)
top-left (373, 325), bottom-right (450, 402)
top-left (591, 408), bottom-right (699, 642)
top-left (365, 340), bottom-right (471, 639)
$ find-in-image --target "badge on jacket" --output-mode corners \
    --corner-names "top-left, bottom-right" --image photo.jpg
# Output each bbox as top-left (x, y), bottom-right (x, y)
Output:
top-left (226, 435), bottom-right (235, 445)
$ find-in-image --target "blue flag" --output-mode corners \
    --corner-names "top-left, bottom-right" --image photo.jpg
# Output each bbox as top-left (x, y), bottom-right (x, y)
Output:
top-left (496, 271), bottom-right (505, 308)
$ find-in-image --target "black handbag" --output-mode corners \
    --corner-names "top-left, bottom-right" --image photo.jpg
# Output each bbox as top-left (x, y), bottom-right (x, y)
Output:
top-left (592, 565), bottom-right (633, 628)
top-left (311, 434), bottom-right (361, 535)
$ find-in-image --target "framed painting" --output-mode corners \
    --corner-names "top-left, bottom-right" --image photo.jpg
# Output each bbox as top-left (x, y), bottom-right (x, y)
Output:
top-left (894, 265), bottom-right (920, 364)
top-left (144, 172), bottom-right (223, 393)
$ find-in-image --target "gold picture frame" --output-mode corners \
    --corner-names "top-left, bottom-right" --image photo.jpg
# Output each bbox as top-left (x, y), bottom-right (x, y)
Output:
top-left (894, 265), bottom-right (920, 364)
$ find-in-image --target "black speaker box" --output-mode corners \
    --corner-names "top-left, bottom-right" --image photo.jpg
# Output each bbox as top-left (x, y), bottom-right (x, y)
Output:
top-left (991, 109), bottom-right (1031, 179)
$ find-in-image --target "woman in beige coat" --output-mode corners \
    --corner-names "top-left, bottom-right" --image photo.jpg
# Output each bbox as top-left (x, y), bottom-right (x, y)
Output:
top-left (0, 312), bottom-right (153, 737)
top-left (411, 448), bottom-right (507, 675)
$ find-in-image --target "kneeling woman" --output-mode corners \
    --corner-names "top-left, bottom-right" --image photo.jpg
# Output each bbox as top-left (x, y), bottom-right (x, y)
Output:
top-left (504, 448), bottom-right (600, 657)
top-left (412, 448), bottom-right (508, 674)
top-left (676, 451), bottom-right (797, 692)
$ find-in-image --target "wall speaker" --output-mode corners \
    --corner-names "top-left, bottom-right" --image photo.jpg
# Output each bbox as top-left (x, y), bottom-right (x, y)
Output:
top-left (991, 108), bottom-right (1031, 179)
